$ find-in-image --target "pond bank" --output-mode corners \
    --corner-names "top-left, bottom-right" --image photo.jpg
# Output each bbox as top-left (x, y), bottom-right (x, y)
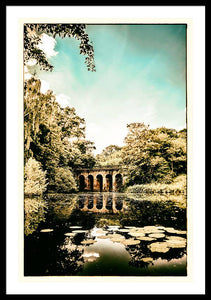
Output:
top-left (125, 175), bottom-right (186, 195)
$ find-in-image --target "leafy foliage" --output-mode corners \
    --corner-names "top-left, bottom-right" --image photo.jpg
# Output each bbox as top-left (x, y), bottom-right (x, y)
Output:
top-left (24, 77), bottom-right (96, 193)
top-left (24, 23), bottom-right (96, 72)
top-left (51, 167), bottom-right (77, 193)
top-left (24, 157), bottom-right (48, 195)
top-left (96, 145), bottom-right (123, 167)
top-left (24, 196), bottom-right (47, 235)
top-left (122, 123), bottom-right (187, 185)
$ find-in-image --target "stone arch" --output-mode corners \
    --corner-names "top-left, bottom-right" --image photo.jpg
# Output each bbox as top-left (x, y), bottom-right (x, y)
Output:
top-left (115, 173), bottom-right (123, 192)
top-left (87, 174), bottom-right (94, 191)
top-left (96, 174), bottom-right (103, 192)
top-left (79, 175), bottom-right (86, 191)
top-left (106, 174), bottom-right (113, 192)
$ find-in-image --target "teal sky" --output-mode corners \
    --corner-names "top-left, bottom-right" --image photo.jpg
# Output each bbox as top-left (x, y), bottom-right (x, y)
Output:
top-left (36, 24), bottom-right (187, 154)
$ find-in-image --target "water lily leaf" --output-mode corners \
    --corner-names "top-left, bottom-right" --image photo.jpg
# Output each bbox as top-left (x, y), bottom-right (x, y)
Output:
top-left (81, 239), bottom-right (97, 245)
top-left (97, 235), bottom-right (109, 239)
top-left (143, 226), bottom-right (165, 234)
top-left (165, 236), bottom-right (186, 248)
top-left (165, 240), bottom-right (186, 248)
top-left (69, 226), bottom-right (82, 229)
top-left (118, 228), bottom-right (130, 232)
top-left (129, 232), bottom-right (145, 237)
top-left (141, 257), bottom-right (153, 263)
top-left (72, 230), bottom-right (87, 233)
top-left (136, 236), bottom-right (156, 241)
top-left (122, 239), bottom-right (140, 246)
top-left (64, 232), bottom-right (76, 237)
top-left (148, 233), bottom-right (165, 239)
top-left (166, 236), bottom-right (186, 242)
top-left (111, 237), bottom-right (126, 243)
top-left (40, 229), bottom-right (53, 233)
top-left (148, 242), bottom-right (170, 253)
top-left (164, 227), bottom-right (177, 233)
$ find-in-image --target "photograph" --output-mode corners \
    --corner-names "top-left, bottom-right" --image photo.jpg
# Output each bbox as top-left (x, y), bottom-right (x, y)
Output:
top-left (23, 22), bottom-right (188, 277)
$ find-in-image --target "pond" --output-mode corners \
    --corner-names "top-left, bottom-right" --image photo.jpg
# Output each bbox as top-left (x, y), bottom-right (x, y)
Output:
top-left (24, 192), bottom-right (187, 276)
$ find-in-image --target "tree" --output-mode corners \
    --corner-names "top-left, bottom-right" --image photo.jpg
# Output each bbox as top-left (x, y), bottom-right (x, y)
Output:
top-left (24, 77), bottom-right (96, 191)
top-left (24, 23), bottom-right (96, 72)
top-left (96, 145), bottom-right (123, 167)
top-left (51, 167), bottom-right (78, 193)
top-left (24, 157), bottom-right (48, 196)
top-left (122, 123), bottom-right (187, 185)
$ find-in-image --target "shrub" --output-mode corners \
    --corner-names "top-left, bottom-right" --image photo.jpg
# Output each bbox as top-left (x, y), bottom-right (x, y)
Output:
top-left (24, 157), bottom-right (48, 196)
top-left (53, 167), bottom-right (78, 193)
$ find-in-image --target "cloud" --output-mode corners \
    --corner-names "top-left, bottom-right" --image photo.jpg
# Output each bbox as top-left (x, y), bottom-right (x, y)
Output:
top-left (55, 93), bottom-right (71, 108)
top-left (38, 33), bottom-right (58, 58)
top-left (40, 79), bottom-right (50, 94)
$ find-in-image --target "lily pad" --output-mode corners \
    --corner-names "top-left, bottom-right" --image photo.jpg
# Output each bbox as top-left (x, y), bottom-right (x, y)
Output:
top-left (129, 232), bottom-right (145, 237)
top-left (81, 239), bottom-right (97, 245)
top-left (118, 228), bottom-right (130, 233)
top-left (165, 240), bottom-right (186, 248)
top-left (122, 239), bottom-right (141, 246)
top-left (97, 235), bottom-right (109, 239)
top-left (40, 229), bottom-right (53, 233)
top-left (107, 226), bottom-right (120, 231)
top-left (148, 242), bottom-right (170, 253)
top-left (72, 230), bottom-right (87, 233)
top-left (136, 236), bottom-right (156, 241)
top-left (171, 230), bottom-right (187, 235)
top-left (165, 236), bottom-right (186, 248)
top-left (107, 233), bottom-right (124, 239)
top-left (125, 226), bottom-right (136, 229)
top-left (141, 257), bottom-right (154, 263)
top-left (69, 226), bottom-right (82, 229)
top-left (148, 233), bottom-right (165, 239)
top-left (166, 236), bottom-right (186, 242)
top-left (64, 232), bottom-right (76, 237)
top-left (164, 227), bottom-right (177, 234)
top-left (143, 226), bottom-right (165, 234)
top-left (110, 237), bottom-right (126, 243)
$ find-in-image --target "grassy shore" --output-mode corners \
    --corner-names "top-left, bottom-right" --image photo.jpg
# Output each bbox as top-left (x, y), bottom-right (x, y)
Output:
top-left (125, 174), bottom-right (187, 195)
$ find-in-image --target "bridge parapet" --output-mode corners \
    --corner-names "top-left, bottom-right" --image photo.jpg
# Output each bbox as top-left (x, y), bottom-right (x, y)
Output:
top-left (74, 165), bottom-right (127, 192)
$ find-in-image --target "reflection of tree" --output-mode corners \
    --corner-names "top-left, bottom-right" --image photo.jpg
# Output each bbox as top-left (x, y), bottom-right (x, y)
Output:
top-left (47, 194), bottom-right (78, 221)
top-left (24, 196), bottom-right (47, 236)
top-left (24, 230), bottom-right (85, 276)
top-left (54, 245), bottom-right (85, 276)
top-left (149, 247), bottom-right (186, 261)
top-left (68, 208), bottom-right (96, 229)
top-left (126, 239), bottom-right (186, 269)
top-left (121, 200), bottom-right (186, 230)
top-left (126, 242), bottom-right (152, 268)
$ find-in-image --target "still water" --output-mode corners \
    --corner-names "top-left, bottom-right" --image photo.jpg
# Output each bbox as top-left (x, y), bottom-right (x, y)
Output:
top-left (24, 192), bottom-right (187, 276)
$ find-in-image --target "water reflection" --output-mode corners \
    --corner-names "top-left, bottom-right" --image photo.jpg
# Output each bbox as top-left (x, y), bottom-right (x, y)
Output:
top-left (24, 192), bottom-right (187, 276)
top-left (78, 193), bottom-right (126, 213)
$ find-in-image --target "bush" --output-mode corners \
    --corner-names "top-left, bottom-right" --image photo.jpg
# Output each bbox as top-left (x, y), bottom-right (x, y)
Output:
top-left (24, 157), bottom-right (48, 196)
top-left (126, 174), bottom-right (186, 194)
top-left (53, 167), bottom-right (78, 193)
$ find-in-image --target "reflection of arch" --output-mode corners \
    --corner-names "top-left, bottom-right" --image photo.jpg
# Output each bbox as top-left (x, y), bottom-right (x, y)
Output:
top-left (115, 199), bottom-right (123, 210)
top-left (96, 174), bottom-right (103, 192)
top-left (115, 174), bottom-right (123, 192)
top-left (106, 174), bottom-right (113, 192)
top-left (106, 195), bottom-right (112, 210)
top-left (87, 175), bottom-right (94, 191)
top-left (96, 195), bottom-right (103, 209)
top-left (79, 175), bottom-right (86, 191)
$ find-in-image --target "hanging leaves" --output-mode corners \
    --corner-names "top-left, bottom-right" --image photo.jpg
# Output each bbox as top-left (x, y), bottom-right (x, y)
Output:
top-left (24, 23), bottom-right (96, 72)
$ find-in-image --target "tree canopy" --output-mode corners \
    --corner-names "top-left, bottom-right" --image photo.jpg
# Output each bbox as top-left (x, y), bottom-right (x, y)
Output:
top-left (96, 122), bottom-right (187, 186)
top-left (24, 77), bottom-right (96, 192)
top-left (24, 23), bottom-right (96, 72)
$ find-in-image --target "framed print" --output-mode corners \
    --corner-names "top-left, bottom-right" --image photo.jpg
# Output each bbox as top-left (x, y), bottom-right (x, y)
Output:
top-left (6, 5), bottom-right (205, 295)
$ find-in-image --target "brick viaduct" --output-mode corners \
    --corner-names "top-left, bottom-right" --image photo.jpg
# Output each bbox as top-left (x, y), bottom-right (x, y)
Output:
top-left (74, 166), bottom-right (127, 192)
